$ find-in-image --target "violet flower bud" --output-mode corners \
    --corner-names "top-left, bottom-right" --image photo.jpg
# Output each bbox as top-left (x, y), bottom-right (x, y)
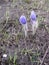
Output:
top-left (19, 15), bottom-right (27, 25)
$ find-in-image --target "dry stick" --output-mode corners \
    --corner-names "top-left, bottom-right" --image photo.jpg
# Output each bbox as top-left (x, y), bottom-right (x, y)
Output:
top-left (40, 46), bottom-right (49, 65)
top-left (42, 43), bottom-right (46, 50)
top-left (44, 25), bottom-right (49, 34)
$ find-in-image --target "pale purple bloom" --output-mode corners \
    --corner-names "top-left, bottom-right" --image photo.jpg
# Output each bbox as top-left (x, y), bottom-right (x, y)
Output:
top-left (30, 11), bottom-right (36, 21)
top-left (30, 11), bottom-right (38, 35)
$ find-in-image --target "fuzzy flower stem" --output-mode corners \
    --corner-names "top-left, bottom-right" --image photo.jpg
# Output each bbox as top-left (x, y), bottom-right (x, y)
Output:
top-left (22, 23), bottom-right (28, 37)
top-left (32, 20), bottom-right (38, 35)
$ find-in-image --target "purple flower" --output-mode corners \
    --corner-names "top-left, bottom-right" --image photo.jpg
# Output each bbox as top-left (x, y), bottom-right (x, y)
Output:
top-left (30, 11), bottom-right (36, 21)
top-left (19, 15), bottom-right (27, 24)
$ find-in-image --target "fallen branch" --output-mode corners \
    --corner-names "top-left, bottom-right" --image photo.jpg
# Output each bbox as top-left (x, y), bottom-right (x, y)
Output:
top-left (40, 46), bottom-right (49, 65)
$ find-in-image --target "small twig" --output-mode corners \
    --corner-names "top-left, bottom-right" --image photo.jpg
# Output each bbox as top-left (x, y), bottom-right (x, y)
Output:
top-left (42, 43), bottom-right (46, 50)
top-left (40, 46), bottom-right (49, 65)
top-left (44, 25), bottom-right (49, 34)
